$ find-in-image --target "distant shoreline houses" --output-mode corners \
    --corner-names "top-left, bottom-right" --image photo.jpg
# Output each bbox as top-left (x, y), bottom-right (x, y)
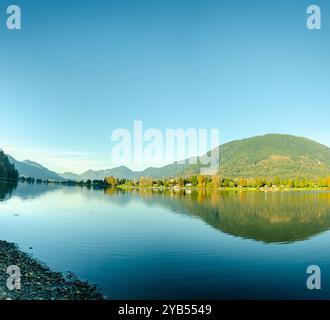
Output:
top-left (15, 174), bottom-right (330, 192)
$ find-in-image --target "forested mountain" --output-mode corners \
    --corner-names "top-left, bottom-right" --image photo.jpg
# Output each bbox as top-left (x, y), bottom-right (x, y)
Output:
top-left (6, 134), bottom-right (328, 182)
top-left (0, 151), bottom-right (18, 181)
top-left (61, 134), bottom-right (330, 180)
top-left (217, 134), bottom-right (330, 178)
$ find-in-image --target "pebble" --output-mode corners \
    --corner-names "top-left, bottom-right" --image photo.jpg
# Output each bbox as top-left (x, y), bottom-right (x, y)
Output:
top-left (0, 240), bottom-right (106, 300)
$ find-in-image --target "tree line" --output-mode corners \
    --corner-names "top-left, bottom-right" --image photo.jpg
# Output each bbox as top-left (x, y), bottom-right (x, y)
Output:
top-left (102, 175), bottom-right (330, 189)
top-left (0, 151), bottom-right (18, 182)
top-left (17, 174), bottom-right (330, 190)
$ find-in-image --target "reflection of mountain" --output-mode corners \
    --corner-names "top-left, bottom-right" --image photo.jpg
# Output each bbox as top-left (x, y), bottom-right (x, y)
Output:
top-left (1, 182), bottom-right (108, 201)
top-left (124, 189), bottom-right (330, 243)
top-left (11, 182), bottom-right (62, 200)
top-left (0, 182), bottom-right (17, 201)
top-left (2, 181), bottom-right (330, 244)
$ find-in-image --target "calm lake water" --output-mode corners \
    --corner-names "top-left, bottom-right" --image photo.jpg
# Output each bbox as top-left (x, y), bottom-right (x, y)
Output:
top-left (0, 182), bottom-right (330, 299)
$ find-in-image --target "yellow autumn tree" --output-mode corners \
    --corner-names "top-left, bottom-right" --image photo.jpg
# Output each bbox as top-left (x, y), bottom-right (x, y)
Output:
top-left (197, 176), bottom-right (206, 189)
top-left (139, 177), bottom-right (153, 188)
top-left (104, 176), bottom-right (119, 186)
top-left (211, 175), bottom-right (221, 188)
top-left (238, 178), bottom-right (248, 187)
top-left (327, 176), bottom-right (330, 188)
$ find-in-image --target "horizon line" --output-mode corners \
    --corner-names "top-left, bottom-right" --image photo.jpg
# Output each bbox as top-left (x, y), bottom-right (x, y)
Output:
top-left (3, 132), bottom-right (329, 176)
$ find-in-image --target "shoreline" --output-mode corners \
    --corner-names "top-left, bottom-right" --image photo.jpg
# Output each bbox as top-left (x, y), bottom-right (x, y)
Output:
top-left (2, 180), bottom-right (329, 193)
top-left (117, 185), bottom-right (330, 192)
top-left (0, 240), bottom-right (106, 300)
top-left (8, 178), bottom-right (329, 193)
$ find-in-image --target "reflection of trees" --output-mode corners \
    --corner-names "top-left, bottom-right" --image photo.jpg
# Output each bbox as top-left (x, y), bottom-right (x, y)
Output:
top-left (0, 182), bottom-right (17, 201)
top-left (129, 189), bottom-right (330, 244)
top-left (104, 187), bottom-right (118, 196)
top-left (4, 181), bottom-right (330, 244)
top-left (202, 191), bottom-right (330, 243)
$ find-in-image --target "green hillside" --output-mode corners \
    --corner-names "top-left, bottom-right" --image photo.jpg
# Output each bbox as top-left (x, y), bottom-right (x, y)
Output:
top-left (56, 134), bottom-right (330, 181)
top-left (141, 134), bottom-right (330, 179)
top-left (218, 134), bottom-right (330, 178)
top-left (0, 150), bottom-right (19, 181)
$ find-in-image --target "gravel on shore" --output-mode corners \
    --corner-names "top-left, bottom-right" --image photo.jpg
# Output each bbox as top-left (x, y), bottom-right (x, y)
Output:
top-left (0, 241), bottom-right (106, 300)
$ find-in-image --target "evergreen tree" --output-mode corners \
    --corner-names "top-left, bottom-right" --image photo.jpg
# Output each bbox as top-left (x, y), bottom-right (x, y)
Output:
top-left (0, 151), bottom-right (18, 181)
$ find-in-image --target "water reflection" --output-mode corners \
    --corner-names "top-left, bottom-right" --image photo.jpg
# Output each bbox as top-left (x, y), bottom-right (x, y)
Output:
top-left (2, 182), bottom-right (330, 244)
top-left (110, 188), bottom-right (330, 244)
top-left (0, 181), bottom-right (17, 201)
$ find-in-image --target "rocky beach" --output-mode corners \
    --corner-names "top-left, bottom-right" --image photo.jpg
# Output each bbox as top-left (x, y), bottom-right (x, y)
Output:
top-left (0, 241), bottom-right (106, 300)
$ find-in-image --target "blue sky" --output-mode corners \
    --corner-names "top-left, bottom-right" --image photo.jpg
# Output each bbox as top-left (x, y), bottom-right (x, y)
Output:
top-left (0, 0), bottom-right (329, 173)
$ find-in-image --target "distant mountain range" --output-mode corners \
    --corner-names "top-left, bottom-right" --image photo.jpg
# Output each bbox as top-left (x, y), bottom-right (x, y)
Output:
top-left (61, 134), bottom-right (330, 180)
top-left (6, 134), bottom-right (330, 181)
top-left (7, 155), bottom-right (64, 181)
top-left (61, 166), bottom-right (136, 181)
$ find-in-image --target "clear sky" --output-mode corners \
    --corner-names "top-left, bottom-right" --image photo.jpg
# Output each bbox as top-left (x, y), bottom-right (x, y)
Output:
top-left (0, 0), bottom-right (329, 173)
